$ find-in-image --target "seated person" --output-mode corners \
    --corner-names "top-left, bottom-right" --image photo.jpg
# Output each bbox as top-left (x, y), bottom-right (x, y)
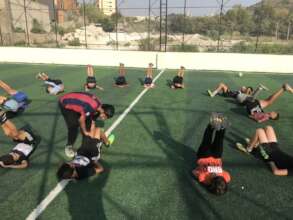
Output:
top-left (236, 126), bottom-right (293, 176)
top-left (57, 127), bottom-right (113, 180)
top-left (144, 63), bottom-right (155, 89)
top-left (36, 72), bottom-right (64, 95)
top-left (171, 66), bottom-right (185, 89)
top-left (245, 83), bottom-right (293, 122)
top-left (0, 80), bottom-right (30, 116)
top-left (0, 110), bottom-right (36, 144)
top-left (114, 63), bottom-right (128, 88)
top-left (84, 65), bottom-right (104, 92)
top-left (192, 113), bottom-right (231, 195)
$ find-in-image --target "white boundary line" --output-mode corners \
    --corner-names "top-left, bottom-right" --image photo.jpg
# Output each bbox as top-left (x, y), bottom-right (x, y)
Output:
top-left (26, 69), bottom-right (166, 220)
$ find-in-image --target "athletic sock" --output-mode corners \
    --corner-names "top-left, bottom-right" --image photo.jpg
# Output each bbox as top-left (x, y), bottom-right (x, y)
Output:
top-left (0, 111), bottom-right (7, 125)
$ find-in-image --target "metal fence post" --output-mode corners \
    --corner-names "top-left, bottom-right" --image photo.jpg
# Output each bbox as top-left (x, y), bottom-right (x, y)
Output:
top-left (23, 0), bottom-right (30, 46)
top-left (82, 0), bottom-right (87, 48)
top-left (217, 0), bottom-right (224, 52)
top-left (182, 0), bottom-right (187, 50)
top-left (52, 0), bottom-right (58, 47)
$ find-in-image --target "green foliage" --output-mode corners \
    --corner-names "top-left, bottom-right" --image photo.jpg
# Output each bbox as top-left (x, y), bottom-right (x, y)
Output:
top-left (13, 27), bottom-right (25, 33)
top-left (101, 18), bottom-right (115, 32)
top-left (231, 41), bottom-right (293, 54)
top-left (170, 44), bottom-right (199, 52)
top-left (68, 38), bottom-right (81, 46)
top-left (30, 19), bottom-right (46, 34)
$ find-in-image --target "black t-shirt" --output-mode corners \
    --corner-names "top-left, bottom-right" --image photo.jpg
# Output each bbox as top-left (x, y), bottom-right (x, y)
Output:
top-left (72, 135), bottom-right (103, 179)
top-left (246, 99), bottom-right (263, 115)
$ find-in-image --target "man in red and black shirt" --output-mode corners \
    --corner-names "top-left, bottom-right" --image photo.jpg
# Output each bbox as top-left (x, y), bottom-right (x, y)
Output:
top-left (59, 92), bottom-right (114, 157)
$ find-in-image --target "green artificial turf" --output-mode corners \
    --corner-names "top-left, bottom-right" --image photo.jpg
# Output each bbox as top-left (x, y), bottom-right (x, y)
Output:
top-left (0, 64), bottom-right (293, 220)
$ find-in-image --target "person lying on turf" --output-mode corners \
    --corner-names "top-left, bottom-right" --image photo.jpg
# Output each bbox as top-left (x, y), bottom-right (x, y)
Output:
top-left (36, 72), bottom-right (64, 95)
top-left (59, 92), bottom-right (115, 158)
top-left (245, 83), bottom-right (293, 122)
top-left (57, 126), bottom-right (114, 180)
top-left (144, 63), bottom-right (155, 88)
top-left (84, 65), bottom-right (104, 92)
top-left (236, 126), bottom-right (293, 176)
top-left (0, 80), bottom-right (30, 117)
top-left (0, 110), bottom-right (36, 144)
top-left (171, 66), bottom-right (185, 89)
top-left (192, 113), bottom-right (231, 195)
top-left (114, 63), bottom-right (128, 88)
top-left (0, 134), bottom-right (39, 169)
top-left (207, 82), bottom-right (269, 104)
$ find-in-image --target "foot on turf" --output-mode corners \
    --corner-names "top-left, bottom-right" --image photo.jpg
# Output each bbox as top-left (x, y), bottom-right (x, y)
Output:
top-left (65, 145), bottom-right (76, 158)
top-left (207, 90), bottom-right (214, 97)
top-left (236, 143), bottom-right (249, 154)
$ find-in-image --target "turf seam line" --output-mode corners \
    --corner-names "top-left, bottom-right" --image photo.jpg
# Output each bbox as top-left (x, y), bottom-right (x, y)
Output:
top-left (25, 68), bottom-right (166, 220)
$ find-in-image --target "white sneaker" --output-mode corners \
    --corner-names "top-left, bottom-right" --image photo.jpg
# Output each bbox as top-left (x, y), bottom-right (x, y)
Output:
top-left (258, 84), bottom-right (269, 91)
top-left (245, 138), bottom-right (250, 144)
top-left (283, 83), bottom-right (293, 93)
top-left (236, 143), bottom-right (249, 154)
top-left (65, 145), bottom-right (76, 158)
top-left (207, 90), bottom-right (214, 97)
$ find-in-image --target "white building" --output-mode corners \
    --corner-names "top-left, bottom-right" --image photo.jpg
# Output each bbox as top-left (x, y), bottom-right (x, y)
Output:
top-left (97, 0), bottom-right (116, 16)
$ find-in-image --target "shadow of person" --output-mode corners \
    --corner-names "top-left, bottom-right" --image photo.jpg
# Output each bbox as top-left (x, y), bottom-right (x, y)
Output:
top-left (64, 160), bottom-right (110, 220)
top-left (138, 78), bottom-right (144, 86)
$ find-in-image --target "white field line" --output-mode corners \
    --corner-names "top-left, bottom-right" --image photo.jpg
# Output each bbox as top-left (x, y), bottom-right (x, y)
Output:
top-left (26, 69), bottom-right (166, 220)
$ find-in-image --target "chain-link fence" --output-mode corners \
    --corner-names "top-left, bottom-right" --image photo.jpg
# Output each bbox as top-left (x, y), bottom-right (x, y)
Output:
top-left (0, 0), bottom-right (292, 54)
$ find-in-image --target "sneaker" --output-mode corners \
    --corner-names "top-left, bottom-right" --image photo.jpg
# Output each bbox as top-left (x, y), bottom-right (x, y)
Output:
top-left (207, 90), bottom-right (214, 97)
top-left (258, 84), bottom-right (269, 91)
top-left (65, 145), bottom-right (76, 158)
top-left (36, 73), bottom-right (42, 80)
top-left (236, 143), bottom-right (249, 154)
top-left (210, 112), bottom-right (224, 130)
top-left (105, 134), bottom-right (115, 148)
top-left (283, 83), bottom-right (293, 93)
top-left (245, 138), bottom-right (250, 144)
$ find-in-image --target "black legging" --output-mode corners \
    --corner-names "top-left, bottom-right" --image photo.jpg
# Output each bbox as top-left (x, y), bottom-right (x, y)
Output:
top-left (59, 104), bottom-right (80, 146)
top-left (197, 124), bottom-right (226, 159)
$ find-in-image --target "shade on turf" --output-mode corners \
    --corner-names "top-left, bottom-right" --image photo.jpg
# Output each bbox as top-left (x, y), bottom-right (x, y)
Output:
top-left (0, 63), bottom-right (293, 219)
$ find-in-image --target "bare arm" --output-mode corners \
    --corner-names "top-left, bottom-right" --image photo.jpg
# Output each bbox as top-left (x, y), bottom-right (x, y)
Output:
top-left (100, 130), bottom-right (109, 145)
top-left (94, 161), bottom-right (104, 174)
top-left (96, 85), bottom-right (104, 91)
top-left (0, 160), bottom-right (28, 169)
top-left (79, 115), bottom-right (90, 136)
top-left (269, 161), bottom-right (288, 176)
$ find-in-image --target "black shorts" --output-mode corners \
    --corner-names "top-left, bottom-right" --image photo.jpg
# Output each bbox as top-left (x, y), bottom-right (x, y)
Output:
top-left (86, 77), bottom-right (97, 89)
top-left (246, 99), bottom-right (262, 115)
top-left (48, 79), bottom-right (63, 85)
top-left (263, 143), bottom-right (293, 172)
top-left (220, 90), bottom-right (239, 98)
top-left (144, 77), bottom-right (153, 85)
top-left (173, 76), bottom-right (183, 85)
top-left (77, 135), bottom-right (101, 159)
top-left (116, 76), bottom-right (127, 85)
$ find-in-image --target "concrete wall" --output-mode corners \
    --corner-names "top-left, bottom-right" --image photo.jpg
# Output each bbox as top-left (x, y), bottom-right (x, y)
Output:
top-left (0, 47), bottom-right (293, 73)
top-left (9, 0), bottom-right (52, 32)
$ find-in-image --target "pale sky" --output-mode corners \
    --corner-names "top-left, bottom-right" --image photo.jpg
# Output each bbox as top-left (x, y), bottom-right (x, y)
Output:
top-left (116, 0), bottom-right (261, 16)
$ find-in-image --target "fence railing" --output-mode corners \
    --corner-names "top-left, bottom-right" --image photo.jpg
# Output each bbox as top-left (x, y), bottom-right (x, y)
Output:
top-left (0, 0), bottom-right (292, 54)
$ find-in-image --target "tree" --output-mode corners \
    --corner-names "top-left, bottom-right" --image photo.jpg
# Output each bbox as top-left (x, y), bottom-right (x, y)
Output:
top-left (30, 19), bottom-right (46, 34)
top-left (101, 18), bottom-right (115, 32)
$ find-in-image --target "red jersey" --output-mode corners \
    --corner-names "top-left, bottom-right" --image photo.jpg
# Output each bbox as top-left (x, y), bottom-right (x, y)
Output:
top-left (59, 92), bottom-right (101, 117)
top-left (192, 157), bottom-right (231, 185)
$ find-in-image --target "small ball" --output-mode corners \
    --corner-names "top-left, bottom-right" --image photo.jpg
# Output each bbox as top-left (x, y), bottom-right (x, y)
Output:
top-left (238, 72), bottom-right (243, 77)
top-left (241, 186), bottom-right (244, 190)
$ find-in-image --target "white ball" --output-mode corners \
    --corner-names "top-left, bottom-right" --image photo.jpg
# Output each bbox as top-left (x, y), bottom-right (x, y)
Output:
top-left (241, 186), bottom-right (244, 190)
top-left (238, 72), bottom-right (243, 77)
